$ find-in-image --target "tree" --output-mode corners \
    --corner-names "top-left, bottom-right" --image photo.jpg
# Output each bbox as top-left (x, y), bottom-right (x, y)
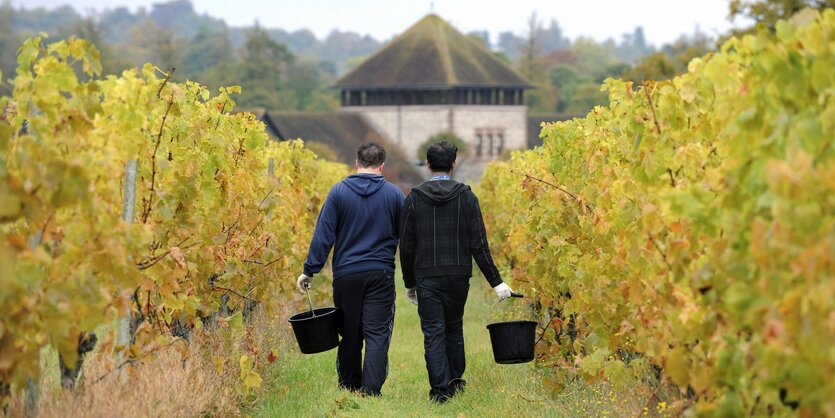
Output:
top-left (278, 59), bottom-right (335, 111)
top-left (572, 37), bottom-right (621, 82)
top-left (565, 83), bottom-right (607, 115)
top-left (551, 64), bottom-right (592, 113)
top-left (497, 31), bottom-right (521, 59)
top-left (622, 31), bottom-right (712, 83)
top-left (234, 24), bottom-right (294, 109)
top-left (615, 26), bottom-right (654, 64)
top-left (663, 32), bottom-right (711, 68)
top-left (129, 19), bottom-right (186, 77)
top-left (517, 12), bottom-right (557, 113)
top-left (184, 26), bottom-right (231, 79)
top-left (539, 19), bottom-right (571, 52)
top-left (621, 52), bottom-right (677, 82)
top-left (68, 14), bottom-right (132, 75)
top-left (98, 7), bottom-right (141, 44)
top-left (729, 0), bottom-right (835, 33)
top-left (152, 28), bottom-right (184, 74)
top-left (518, 12), bottom-right (546, 83)
top-left (0, 1), bottom-right (17, 93)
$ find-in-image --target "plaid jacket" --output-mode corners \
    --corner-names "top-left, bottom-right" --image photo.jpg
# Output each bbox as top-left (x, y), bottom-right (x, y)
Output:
top-left (399, 179), bottom-right (503, 289)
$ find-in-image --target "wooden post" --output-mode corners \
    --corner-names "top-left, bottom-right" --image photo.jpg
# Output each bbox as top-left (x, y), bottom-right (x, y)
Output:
top-left (23, 377), bottom-right (37, 418)
top-left (117, 160), bottom-right (137, 374)
top-left (24, 231), bottom-right (43, 417)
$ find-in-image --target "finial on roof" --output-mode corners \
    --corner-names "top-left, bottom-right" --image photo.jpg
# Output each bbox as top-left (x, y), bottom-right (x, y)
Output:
top-left (430, 1), bottom-right (434, 13)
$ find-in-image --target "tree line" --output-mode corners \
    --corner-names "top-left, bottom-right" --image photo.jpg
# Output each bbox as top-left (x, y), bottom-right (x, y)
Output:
top-left (0, 0), bottom-right (831, 116)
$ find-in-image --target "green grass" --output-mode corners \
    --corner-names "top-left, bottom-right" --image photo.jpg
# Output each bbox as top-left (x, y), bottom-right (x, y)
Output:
top-left (254, 275), bottom-right (561, 417)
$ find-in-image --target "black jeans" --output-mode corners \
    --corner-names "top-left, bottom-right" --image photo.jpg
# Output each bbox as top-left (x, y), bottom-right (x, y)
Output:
top-left (332, 270), bottom-right (396, 396)
top-left (416, 276), bottom-right (469, 398)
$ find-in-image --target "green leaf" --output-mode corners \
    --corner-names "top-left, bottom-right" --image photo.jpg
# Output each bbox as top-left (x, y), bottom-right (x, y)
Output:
top-left (666, 347), bottom-right (690, 388)
top-left (161, 293), bottom-right (184, 310)
top-left (0, 193), bottom-right (22, 219)
top-left (227, 312), bottom-right (243, 335)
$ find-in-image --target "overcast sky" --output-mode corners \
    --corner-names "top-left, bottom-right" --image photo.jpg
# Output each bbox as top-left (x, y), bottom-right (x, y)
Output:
top-left (10, 0), bottom-right (749, 46)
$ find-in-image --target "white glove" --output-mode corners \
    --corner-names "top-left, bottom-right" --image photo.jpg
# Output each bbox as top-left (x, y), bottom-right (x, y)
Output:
top-left (406, 287), bottom-right (418, 306)
top-left (493, 282), bottom-right (513, 301)
top-left (296, 274), bottom-right (312, 293)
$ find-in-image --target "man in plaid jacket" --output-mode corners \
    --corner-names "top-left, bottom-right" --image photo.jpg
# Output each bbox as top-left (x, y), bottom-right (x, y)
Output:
top-left (399, 141), bottom-right (514, 403)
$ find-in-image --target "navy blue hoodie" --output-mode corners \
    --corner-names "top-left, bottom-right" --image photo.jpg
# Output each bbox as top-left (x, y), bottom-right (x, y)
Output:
top-left (303, 173), bottom-right (404, 279)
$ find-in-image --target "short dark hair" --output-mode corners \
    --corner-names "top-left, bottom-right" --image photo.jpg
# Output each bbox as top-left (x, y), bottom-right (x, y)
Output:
top-left (426, 141), bottom-right (457, 172)
top-left (357, 142), bottom-right (386, 168)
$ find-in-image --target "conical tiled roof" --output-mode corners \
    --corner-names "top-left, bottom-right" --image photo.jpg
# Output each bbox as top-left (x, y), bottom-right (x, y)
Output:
top-left (334, 14), bottom-right (530, 90)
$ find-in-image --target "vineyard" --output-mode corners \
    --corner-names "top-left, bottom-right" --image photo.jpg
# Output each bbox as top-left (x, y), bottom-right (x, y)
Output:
top-left (0, 34), bottom-right (347, 413)
top-left (480, 9), bottom-right (834, 417)
top-left (1, 8), bottom-right (833, 418)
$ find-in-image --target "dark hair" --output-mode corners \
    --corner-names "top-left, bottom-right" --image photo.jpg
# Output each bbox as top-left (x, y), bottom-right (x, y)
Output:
top-left (357, 142), bottom-right (386, 168)
top-left (426, 141), bottom-right (458, 172)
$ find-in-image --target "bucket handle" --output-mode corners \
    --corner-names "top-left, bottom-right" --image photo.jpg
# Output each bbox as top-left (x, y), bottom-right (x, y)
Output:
top-left (305, 285), bottom-right (317, 318)
top-left (492, 292), bottom-right (536, 321)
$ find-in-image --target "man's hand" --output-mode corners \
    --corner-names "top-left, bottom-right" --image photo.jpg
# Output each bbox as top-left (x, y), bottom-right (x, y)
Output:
top-left (493, 282), bottom-right (513, 301)
top-left (406, 287), bottom-right (418, 306)
top-left (296, 274), bottom-right (312, 293)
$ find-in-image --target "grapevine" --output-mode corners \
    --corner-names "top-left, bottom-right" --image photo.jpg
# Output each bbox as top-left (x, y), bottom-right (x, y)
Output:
top-left (480, 10), bottom-right (834, 416)
top-left (0, 34), bottom-right (347, 400)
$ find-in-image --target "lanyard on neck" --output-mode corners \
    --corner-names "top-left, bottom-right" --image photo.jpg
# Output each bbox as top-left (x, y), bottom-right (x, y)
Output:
top-left (431, 175), bottom-right (451, 181)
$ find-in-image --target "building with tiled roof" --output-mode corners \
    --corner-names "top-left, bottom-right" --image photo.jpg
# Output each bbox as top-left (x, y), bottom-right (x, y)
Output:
top-left (260, 14), bottom-right (532, 185)
top-left (334, 14), bottom-right (531, 179)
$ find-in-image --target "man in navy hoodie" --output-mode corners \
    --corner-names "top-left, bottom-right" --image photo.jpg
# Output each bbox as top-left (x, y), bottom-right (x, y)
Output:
top-left (296, 142), bottom-right (404, 397)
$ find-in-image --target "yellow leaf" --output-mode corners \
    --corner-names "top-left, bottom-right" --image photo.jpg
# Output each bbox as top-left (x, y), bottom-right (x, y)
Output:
top-left (243, 370), bottom-right (262, 388)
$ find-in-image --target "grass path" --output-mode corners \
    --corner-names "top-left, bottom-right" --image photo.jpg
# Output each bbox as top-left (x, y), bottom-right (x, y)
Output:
top-left (254, 273), bottom-right (561, 417)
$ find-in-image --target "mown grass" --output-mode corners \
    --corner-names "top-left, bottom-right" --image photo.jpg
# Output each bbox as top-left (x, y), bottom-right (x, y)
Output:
top-left (5, 273), bottom-right (658, 417)
top-left (255, 276), bottom-right (557, 417)
top-left (253, 271), bottom-right (657, 418)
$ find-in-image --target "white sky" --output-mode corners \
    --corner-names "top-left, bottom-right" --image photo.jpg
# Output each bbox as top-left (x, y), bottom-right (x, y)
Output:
top-left (10, 0), bottom-right (749, 46)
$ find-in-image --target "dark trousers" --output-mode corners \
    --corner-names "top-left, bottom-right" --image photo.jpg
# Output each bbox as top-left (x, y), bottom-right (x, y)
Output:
top-left (416, 276), bottom-right (469, 397)
top-left (332, 270), bottom-right (395, 396)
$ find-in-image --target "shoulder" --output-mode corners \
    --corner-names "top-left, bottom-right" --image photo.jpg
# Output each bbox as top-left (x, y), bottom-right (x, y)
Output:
top-left (462, 187), bottom-right (480, 205)
top-left (458, 183), bottom-right (476, 198)
top-left (327, 181), bottom-right (346, 199)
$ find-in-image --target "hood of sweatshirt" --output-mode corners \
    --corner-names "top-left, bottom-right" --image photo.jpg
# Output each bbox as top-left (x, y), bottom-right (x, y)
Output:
top-left (412, 180), bottom-right (470, 205)
top-left (342, 173), bottom-right (387, 197)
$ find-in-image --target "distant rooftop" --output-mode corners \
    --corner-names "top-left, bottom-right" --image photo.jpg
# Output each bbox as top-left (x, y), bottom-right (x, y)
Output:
top-left (256, 110), bottom-right (424, 187)
top-left (334, 14), bottom-right (530, 90)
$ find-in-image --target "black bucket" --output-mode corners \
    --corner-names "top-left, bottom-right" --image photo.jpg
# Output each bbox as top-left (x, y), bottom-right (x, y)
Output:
top-left (486, 292), bottom-right (536, 364)
top-left (486, 320), bottom-right (537, 364)
top-left (288, 307), bottom-right (340, 354)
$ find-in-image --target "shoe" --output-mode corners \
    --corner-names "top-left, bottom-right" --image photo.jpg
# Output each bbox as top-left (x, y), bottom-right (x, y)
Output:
top-left (429, 387), bottom-right (453, 404)
top-left (448, 378), bottom-right (467, 396)
top-left (360, 388), bottom-right (382, 397)
top-left (339, 384), bottom-right (361, 393)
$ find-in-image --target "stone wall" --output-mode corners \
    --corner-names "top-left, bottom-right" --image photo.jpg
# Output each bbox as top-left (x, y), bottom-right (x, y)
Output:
top-left (341, 104), bottom-right (527, 175)
top-left (408, 157), bottom-right (492, 185)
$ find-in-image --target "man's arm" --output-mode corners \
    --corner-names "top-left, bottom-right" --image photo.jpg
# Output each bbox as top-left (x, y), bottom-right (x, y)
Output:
top-left (399, 194), bottom-right (417, 289)
top-left (468, 193), bottom-right (503, 288)
top-left (302, 186), bottom-right (339, 277)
